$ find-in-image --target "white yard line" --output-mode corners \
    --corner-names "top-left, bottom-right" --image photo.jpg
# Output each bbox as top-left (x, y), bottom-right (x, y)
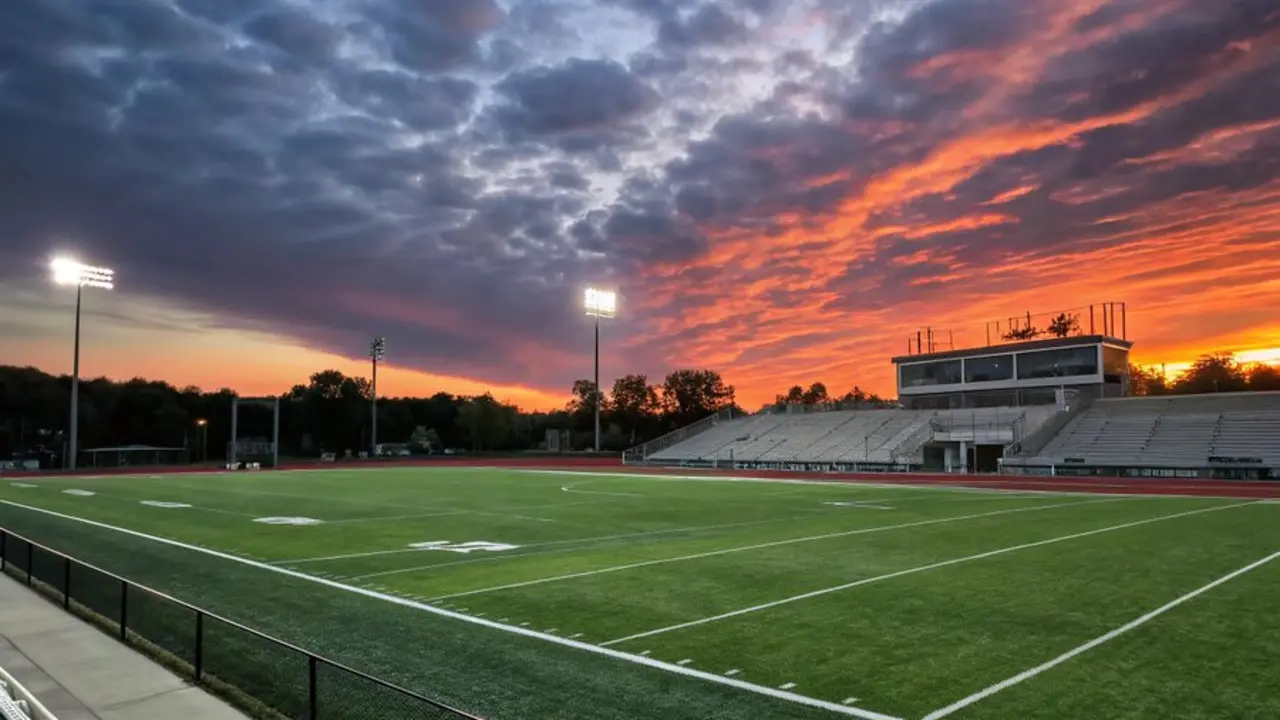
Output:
top-left (274, 513), bottom-right (831, 566)
top-left (599, 501), bottom-right (1260, 646)
top-left (424, 498), bottom-right (1130, 602)
top-left (0, 500), bottom-right (904, 720)
top-left (922, 547), bottom-right (1280, 720)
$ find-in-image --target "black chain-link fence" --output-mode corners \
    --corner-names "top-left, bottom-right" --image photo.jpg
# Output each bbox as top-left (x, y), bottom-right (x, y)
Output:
top-left (0, 528), bottom-right (482, 720)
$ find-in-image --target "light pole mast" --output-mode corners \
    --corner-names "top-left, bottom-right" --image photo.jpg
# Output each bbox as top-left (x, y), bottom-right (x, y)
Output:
top-left (583, 288), bottom-right (617, 453)
top-left (50, 257), bottom-right (114, 471)
top-left (370, 336), bottom-right (386, 457)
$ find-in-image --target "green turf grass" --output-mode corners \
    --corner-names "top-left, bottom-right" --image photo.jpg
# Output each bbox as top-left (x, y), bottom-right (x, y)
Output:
top-left (1, 468), bottom-right (1278, 720)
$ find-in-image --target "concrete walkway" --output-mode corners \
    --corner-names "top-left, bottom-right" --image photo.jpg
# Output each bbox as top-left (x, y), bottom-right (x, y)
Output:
top-left (0, 573), bottom-right (248, 720)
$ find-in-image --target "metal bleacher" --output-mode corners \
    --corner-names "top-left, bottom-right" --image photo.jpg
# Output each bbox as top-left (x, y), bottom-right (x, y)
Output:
top-left (1011, 392), bottom-right (1280, 469)
top-left (646, 406), bottom-right (1050, 466)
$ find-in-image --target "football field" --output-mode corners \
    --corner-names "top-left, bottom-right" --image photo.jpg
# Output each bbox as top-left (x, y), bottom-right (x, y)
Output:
top-left (1, 467), bottom-right (1278, 720)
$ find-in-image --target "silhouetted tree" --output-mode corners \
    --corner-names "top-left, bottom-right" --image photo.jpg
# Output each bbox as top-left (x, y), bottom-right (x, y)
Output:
top-left (660, 369), bottom-right (736, 427)
top-left (1172, 353), bottom-right (1248, 395)
top-left (1245, 363), bottom-right (1280, 392)
top-left (610, 374), bottom-right (659, 443)
top-left (1046, 312), bottom-right (1080, 338)
top-left (1127, 364), bottom-right (1170, 396)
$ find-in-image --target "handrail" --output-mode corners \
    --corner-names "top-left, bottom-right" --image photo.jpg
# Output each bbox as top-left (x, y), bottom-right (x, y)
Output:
top-left (0, 664), bottom-right (56, 720)
top-left (0, 527), bottom-right (482, 720)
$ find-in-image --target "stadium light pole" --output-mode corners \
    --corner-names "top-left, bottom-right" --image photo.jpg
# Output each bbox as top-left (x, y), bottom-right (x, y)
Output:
top-left (583, 288), bottom-right (617, 453)
top-left (370, 336), bottom-right (386, 457)
top-left (50, 257), bottom-right (115, 471)
top-left (196, 419), bottom-right (208, 463)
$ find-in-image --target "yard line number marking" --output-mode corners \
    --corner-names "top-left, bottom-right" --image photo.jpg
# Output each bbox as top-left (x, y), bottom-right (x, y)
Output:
top-left (922, 547), bottom-right (1280, 720)
top-left (0, 499), bottom-right (906, 720)
top-left (277, 513), bottom-right (826, 567)
top-left (599, 501), bottom-right (1259, 646)
top-left (425, 498), bottom-right (1130, 602)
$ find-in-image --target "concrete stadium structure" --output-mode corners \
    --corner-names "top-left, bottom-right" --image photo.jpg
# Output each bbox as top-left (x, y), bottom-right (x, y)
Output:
top-left (624, 321), bottom-right (1280, 480)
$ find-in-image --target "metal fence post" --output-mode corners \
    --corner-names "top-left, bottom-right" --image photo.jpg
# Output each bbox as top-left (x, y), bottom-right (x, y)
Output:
top-left (308, 655), bottom-right (319, 720)
top-left (64, 556), bottom-right (72, 610)
top-left (119, 581), bottom-right (129, 642)
top-left (194, 611), bottom-right (204, 681)
top-left (26, 542), bottom-right (33, 586)
top-left (1, 531), bottom-right (6, 572)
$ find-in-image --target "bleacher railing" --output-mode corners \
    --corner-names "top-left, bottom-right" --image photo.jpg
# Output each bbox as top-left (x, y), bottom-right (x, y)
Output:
top-left (1006, 393), bottom-right (1093, 459)
top-left (0, 663), bottom-right (55, 720)
top-left (622, 407), bottom-right (737, 463)
top-left (0, 529), bottom-right (481, 720)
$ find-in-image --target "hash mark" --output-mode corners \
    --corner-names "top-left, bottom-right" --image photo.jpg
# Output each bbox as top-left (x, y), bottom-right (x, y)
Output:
top-left (724, 669), bottom-right (741, 676)
top-left (843, 697), bottom-right (860, 705)
top-left (677, 659), bottom-right (693, 666)
top-left (779, 682), bottom-right (796, 690)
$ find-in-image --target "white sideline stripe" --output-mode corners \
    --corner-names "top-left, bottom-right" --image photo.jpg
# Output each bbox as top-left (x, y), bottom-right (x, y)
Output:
top-left (518, 469), bottom-right (1261, 500)
top-left (424, 498), bottom-right (1128, 602)
top-left (922, 547), bottom-right (1280, 720)
top-left (276, 513), bottom-right (825, 566)
top-left (0, 500), bottom-right (904, 720)
top-left (597, 501), bottom-right (1259, 646)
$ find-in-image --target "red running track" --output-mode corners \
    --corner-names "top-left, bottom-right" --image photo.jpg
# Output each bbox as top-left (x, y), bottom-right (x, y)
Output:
top-left (6, 456), bottom-right (1278, 499)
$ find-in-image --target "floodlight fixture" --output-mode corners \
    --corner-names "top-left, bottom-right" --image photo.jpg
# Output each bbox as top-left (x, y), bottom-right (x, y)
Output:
top-left (370, 336), bottom-right (386, 360)
top-left (49, 255), bottom-right (116, 471)
top-left (51, 257), bottom-right (115, 290)
top-left (583, 287), bottom-right (617, 318)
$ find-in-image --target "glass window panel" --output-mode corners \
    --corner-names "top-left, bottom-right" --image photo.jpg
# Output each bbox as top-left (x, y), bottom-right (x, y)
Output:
top-left (964, 355), bottom-right (1014, 383)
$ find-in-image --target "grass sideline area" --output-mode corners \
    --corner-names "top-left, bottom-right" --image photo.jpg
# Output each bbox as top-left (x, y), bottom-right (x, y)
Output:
top-left (0, 467), bottom-right (1278, 720)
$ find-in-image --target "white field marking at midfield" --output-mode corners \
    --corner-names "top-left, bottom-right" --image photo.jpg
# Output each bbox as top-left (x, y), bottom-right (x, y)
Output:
top-left (515, 469), bottom-right (1265, 501)
top-left (0, 499), bottom-right (904, 720)
top-left (922, 547), bottom-right (1280, 720)
top-left (9, 483), bottom-right (38, 489)
top-left (90, 473), bottom-right (602, 522)
top-left (561, 483), bottom-right (644, 498)
top-left (63, 489), bottom-right (96, 496)
top-left (276, 512), bottom-right (827, 566)
top-left (598, 501), bottom-right (1260, 646)
top-left (115, 471), bottom-right (624, 520)
top-left (425, 498), bottom-right (1131, 602)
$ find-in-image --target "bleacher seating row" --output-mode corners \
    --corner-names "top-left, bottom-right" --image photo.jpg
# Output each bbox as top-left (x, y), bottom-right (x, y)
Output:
top-left (1006, 392), bottom-right (1280, 469)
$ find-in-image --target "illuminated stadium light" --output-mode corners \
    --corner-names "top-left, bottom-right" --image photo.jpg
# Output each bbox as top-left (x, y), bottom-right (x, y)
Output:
top-left (583, 287), bottom-right (618, 452)
top-left (583, 287), bottom-right (617, 319)
top-left (51, 257), bottom-right (115, 290)
top-left (49, 255), bottom-right (117, 471)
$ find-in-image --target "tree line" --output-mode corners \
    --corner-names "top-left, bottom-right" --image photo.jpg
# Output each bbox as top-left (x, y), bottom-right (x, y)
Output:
top-left (3, 350), bottom-right (1277, 462)
top-left (0, 365), bottom-right (746, 461)
top-left (1128, 353), bottom-right (1280, 396)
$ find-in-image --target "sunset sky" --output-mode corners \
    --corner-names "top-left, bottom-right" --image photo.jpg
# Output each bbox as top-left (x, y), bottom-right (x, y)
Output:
top-left (1, 0), bottom-right (1278, 411)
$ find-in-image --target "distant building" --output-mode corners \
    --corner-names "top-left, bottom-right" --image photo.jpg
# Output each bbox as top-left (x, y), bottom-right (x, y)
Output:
top-left (892, 335), bottom-right (1133, 410)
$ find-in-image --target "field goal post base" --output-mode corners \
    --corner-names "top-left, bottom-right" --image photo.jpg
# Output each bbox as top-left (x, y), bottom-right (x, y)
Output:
top-left (229, 396), bottom-right (280, 470)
